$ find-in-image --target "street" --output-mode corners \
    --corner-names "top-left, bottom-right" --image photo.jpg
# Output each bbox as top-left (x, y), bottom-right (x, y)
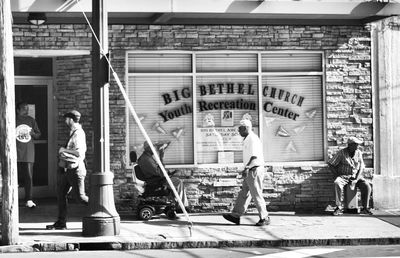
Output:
top-left (5, 245), bottom-right (400, 258)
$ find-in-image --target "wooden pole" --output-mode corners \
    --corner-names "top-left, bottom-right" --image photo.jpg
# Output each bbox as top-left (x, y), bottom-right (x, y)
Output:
top-left (0, 0), bottom-right (19, 245)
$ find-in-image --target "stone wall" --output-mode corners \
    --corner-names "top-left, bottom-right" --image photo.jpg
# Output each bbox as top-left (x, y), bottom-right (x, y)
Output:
top-left (11, 24), bottom-right (374, 213)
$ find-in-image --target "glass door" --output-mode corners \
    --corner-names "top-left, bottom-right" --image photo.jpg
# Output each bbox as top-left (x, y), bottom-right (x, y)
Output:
top-left (15, 77), bottom-right (55, 198)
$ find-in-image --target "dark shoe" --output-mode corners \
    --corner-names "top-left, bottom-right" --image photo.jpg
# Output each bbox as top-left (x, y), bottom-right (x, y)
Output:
top-left (46, 221), bottom-right (67, 230)
top-left (360, 208), bottom-right (373, 215)
top-left (255, 216), bottom-right (271, 226)
top-left (333, 207), bottom-right (344, 216)
top-left (223, 214), bottom-right (240, 225)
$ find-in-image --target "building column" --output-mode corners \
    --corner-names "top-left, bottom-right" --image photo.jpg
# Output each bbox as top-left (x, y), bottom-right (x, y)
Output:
top-left (372, 16), bottom-right (400, 210)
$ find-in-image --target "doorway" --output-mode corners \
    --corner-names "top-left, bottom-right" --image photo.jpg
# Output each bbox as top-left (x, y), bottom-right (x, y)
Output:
top-left (15, 77), bottom-right (56, 198)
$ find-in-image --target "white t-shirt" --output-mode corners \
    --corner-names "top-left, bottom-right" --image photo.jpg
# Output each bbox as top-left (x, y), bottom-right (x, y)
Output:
top-left (242, 131), bottom-right (264, 167)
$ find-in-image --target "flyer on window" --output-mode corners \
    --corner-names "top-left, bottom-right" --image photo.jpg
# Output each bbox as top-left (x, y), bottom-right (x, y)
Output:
top-left (221, 110), bottom-right (233, 126)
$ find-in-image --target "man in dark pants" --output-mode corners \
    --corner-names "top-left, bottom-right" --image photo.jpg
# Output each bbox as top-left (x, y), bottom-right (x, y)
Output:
top-left (46, 110), bottom-right (89, 230)
top-left (328, 136), bottom-right (372, 216)
top-left (16, 102), bottom-right (41, 208)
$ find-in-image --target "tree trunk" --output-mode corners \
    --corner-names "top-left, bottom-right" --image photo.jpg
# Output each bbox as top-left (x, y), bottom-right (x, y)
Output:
top-left (0, 0), bottom-right (19, 245)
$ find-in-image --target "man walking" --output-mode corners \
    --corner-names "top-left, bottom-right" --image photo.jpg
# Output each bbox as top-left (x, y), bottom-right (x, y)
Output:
top-left (222, 119), bottom-right (270, 226)
top-left (16, 102), bottom-right (41, 208)
top-left (46, 110), bottom-right (89, 230)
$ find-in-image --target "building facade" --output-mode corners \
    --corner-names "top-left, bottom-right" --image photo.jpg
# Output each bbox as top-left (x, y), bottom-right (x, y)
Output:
top-left (7, 0), bottom-right (400, 214)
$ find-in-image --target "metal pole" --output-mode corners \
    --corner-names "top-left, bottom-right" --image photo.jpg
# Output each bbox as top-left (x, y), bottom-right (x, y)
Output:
top-left (82, 0), bottom-right (120, 236)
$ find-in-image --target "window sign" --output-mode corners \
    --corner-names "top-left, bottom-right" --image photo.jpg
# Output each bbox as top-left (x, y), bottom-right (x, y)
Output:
top-left (196, 75), bottom-right (259, 164)
top-left (127, 53), bottom-right (194, 165)
top-left (127, 51), bottom-right (324, 165)
top-left (262, 76), bottom-right (323, 162)
top-left (196, 127), bottom-right (242, 152)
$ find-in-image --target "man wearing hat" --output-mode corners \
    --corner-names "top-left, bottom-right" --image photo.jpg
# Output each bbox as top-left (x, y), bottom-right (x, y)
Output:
top-left (137, 140), bottom-right (188, 207)
top-left (47, 110), bottom-right (89, 230)
top-left (328, 136), bottom-right (372, 216)
top-left (222, 119), bottom-right (270, 226)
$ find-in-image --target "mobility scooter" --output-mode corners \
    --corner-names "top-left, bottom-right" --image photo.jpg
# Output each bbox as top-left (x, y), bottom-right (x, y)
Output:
top-left (130, 150), bottom-right (178, 220)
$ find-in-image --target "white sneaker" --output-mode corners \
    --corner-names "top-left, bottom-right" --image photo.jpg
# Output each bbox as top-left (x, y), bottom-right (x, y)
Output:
top-left (25, 200), bottom-right (36, 208)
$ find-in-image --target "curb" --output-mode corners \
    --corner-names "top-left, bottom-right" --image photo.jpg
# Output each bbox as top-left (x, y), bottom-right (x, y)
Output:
top-left (0, 237), bottom-right (399, 253)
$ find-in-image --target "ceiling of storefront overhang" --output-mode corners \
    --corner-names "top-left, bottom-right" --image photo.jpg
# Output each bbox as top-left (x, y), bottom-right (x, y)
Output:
top-left (11, 0), bottom-right (400, 26)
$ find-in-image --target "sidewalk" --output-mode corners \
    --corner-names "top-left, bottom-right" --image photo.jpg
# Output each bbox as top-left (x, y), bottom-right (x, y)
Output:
top-left (2, 201), bottom-right (400, 253)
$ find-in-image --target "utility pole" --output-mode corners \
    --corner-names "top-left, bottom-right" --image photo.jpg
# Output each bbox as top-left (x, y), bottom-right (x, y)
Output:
top-left (82, 0), bottom-right (120, 236)
top-left (0, 0), bottom-right (19, 245)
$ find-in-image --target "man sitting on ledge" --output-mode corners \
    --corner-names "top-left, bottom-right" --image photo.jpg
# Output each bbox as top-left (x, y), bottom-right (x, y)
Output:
top-left (137, 141), bottom-right (188, 207)
top-left (328, 136), bottom-right (372, 216)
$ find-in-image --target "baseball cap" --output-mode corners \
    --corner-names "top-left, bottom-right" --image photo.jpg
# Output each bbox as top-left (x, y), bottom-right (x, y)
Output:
top-left (348, 136), bottom-right (363, 144)
top-left (239, 119), bottom-right (252, 129)
top-left (64, 110), bottom-right (81, 122)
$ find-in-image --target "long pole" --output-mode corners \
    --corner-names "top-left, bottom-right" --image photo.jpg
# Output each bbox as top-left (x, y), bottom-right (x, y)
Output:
top-left (82, 0), bottom-right (120, 236)
top-left (0, 0), bottom-right (19, 245)
top-left (76, 0), bottom-right (192, 234)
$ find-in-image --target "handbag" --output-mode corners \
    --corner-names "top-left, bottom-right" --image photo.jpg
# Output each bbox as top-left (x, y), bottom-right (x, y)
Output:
top-left (58, 157), bottom-right (78, 169)
top-left (58, 130), bottom-right (78, 169)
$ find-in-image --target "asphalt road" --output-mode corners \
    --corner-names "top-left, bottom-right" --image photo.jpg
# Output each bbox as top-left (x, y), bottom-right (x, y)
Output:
top-left (4, 245), bottom-right (400, 258)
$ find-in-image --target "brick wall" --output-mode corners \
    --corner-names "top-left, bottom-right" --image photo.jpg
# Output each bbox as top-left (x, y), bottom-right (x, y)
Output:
top-left (11, 24), bottom-right (373, 213)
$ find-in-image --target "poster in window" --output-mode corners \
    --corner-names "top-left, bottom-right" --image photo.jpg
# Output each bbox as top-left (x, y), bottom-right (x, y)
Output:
top-left (221, 110), bottom-right (233, 127)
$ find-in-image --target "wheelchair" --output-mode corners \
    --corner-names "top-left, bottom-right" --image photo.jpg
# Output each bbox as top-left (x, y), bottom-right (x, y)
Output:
top-left (130, 151), bottom-right (178, 220)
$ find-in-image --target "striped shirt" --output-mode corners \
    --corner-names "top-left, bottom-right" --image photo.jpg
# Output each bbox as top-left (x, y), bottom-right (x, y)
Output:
top-left (328, 148), bottom-right (364, 177)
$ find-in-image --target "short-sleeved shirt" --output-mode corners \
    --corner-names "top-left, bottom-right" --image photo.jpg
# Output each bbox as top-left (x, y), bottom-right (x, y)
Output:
top-left (328, 148), bottom-right (364, 177)
top-left (242, 131), bottom-right (264, 167)
top-left (16, 115), bottom-right (41, 163)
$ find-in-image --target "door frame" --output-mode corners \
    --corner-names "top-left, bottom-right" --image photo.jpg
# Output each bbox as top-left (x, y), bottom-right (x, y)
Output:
top-left (15, 76), bottom-right (56, 197)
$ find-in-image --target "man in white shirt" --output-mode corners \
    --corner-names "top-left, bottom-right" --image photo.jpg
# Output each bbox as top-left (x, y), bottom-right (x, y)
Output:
top-left (223, 119), bottom-right (270, 226)
top-left (47, 110), bottom-right (89, 230)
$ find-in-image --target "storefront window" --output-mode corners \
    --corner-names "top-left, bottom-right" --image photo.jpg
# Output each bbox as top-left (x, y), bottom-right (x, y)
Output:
top-left (127, 51), bottom-right (324, 165)
top-left (196, 75), bottom-right (259, 164)
top-left (261, 53), bottom-right (324, 162)
top-left (195, 53), bottom-right (259, 164)
top-left (127, 53), bottom-right (194, 165)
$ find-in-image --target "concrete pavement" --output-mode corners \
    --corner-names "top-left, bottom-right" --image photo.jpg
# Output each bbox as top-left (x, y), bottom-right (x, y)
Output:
top-left (1, 201), bottom-right (400, 253)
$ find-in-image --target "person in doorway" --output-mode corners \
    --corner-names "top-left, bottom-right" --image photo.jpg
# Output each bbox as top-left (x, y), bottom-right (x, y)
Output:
top-left (46, 110), bottom-right (89, 230)
top-left (328, 136), bottom-right (372, 216)
top-left (222, 119), bottom-right (270, 226)
top-left (16, 102), bottom-right (41, 208)
top-left (137, 141), bottom-right (189, 208)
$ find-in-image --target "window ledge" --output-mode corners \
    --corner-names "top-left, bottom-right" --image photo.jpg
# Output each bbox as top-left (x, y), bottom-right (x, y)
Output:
top-left (165, 161), bottom-right (328, 169)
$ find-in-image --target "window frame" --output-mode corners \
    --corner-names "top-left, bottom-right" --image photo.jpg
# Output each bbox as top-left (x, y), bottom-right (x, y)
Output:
top-left (125, 50), bottom-right (326, 168)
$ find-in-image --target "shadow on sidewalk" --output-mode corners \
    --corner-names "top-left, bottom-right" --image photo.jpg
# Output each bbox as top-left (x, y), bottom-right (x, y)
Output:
top-left (373, 210), bottom-right (400, 228)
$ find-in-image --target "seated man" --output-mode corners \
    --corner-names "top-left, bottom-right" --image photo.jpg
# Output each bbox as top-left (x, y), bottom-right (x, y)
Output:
top-left (137, 141), bottom-right (188, 207)
top-left (328, 136), bottom-right (372, 216)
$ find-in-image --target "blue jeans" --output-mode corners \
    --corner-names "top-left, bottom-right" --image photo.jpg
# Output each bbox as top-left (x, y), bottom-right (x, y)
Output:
top-left (57, 167), bottom-right (89, 223)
